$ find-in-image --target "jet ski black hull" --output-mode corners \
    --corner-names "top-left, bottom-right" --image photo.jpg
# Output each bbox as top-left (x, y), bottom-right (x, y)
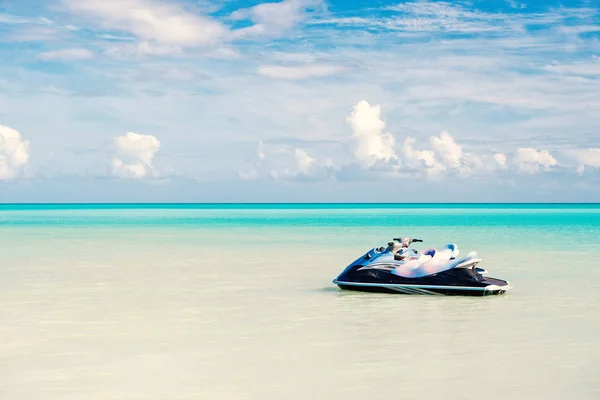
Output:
top-left (334, 265), bottom-right (510, 296)
top-left (334, 281), bottom-right (508, 296)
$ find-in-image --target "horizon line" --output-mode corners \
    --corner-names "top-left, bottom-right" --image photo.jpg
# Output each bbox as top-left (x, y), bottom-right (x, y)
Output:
top-left (2, 202), bottom-right (600, 205)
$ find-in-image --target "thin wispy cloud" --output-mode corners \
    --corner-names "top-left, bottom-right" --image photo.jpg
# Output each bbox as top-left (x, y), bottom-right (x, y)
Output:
top-left (257, 64), bottom-right (343, 79)
top-left (61, 0), bottom-right (228, 54)
top-left (230, 0), bottom-right (326, 38)
top-left (0, 13), bottom-right (35, 24)
top-left (310, 1), bottom-right (599, 38)
top-left (38, 48), bottom-right (95, 60)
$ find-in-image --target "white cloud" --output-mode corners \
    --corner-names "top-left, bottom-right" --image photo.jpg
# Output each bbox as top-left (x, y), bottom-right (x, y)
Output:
top-left (566, 148), bottom-right (600, 166)
top-left (345, 101), bottom-right (542, 179)
top-left (514, 148), bottom-right (558, 173)
top-left (231, 0), bottom-right (325, 38)
top-left (313, 2), bottom-right (597, 37)
top-left (0, 125), bottom-right (29, 180)
top-left (430, 131), bottom-right (463, 169)
top-left (104, 42), bottom-right (183, 57)
top-left (239, 141), bottom-right (331, 182)
top-left (0, 13), bottom-right (35, 24)
top-left (543, 57), bottom-right (600, 77)
top-left (559, 25), bottom-right (600, 35)
top-left (494, 153), bottom-right (507, 168)
top-left (346, 100), bottom-right (397, 167)
top-left (62, 0), bottom-right (226, 48)
top-left (257, 64), bottom-right (342, 79)
top-left (342, 102), bottom-right (505, 179)
top-left (402, 132), bottom-right (481, 178)
top-left (312, 1), bottom-right (510, 34)
top-left (563, 148), bottom-right (600, 174)
top-left (111, 132), bottom-right (160, 178)
top-left (5, 26), bottom-right (66, 42)
top-left (403, 137), bottom-right (441, 175)
top-left (571, 148), bottom-right (600, 167)
top-left (239, 98), bottom-right (594, 185)
top-left (386, 0), bottom-right (506, 33)
top-left (507, 0), bottom-right (526, 9)
top-left (295, 148), bottom-right (314, 173)
top-left (39, 48), bottom-right (95, 61)
top-left (238, 168), bottom-right (258, 180)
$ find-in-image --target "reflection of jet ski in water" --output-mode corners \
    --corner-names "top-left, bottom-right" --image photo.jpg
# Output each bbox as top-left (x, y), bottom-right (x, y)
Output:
top-left (333, 237), bottom-right (511, 296)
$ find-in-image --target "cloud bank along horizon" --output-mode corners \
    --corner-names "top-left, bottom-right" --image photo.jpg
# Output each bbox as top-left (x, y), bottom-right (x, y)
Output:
top-left (2, 99), bottom-right (598, 182)
top-left (239, 100), bottom-right (597, 182)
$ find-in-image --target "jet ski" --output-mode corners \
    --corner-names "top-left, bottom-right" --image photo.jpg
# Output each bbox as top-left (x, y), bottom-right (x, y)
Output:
top-left (333, 237), bottom-right (511, 296)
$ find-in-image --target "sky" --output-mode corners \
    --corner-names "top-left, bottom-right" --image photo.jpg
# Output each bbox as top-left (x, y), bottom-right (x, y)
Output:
top-left (0, 0), bottom-right (599, 202)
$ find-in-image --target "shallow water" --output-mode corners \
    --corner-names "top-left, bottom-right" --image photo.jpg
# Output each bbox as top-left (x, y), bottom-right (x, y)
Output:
top-left (1, 204), bottom-right (599, 399)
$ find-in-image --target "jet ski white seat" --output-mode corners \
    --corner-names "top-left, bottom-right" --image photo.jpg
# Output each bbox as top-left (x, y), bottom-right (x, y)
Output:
top-left (392, 247), bottom-right (478, 278)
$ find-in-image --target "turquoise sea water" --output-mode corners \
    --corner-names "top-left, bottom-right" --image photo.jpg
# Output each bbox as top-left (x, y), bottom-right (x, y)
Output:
top-left (1, 204), bottom-right (599, 399)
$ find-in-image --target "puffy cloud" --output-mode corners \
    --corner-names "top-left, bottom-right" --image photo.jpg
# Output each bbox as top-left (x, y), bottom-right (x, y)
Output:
top-left (38, 48), bottom-right (95, 61)
top-left (429, 132), bottom-right (508, 176)
top-left (571, 148), bottom-right (600, 166)
top-left (563, 148), bottom-right (600, 174)
top-left (402, 131), bottom-right (499, 178)
top-left (343, 100), bottom-right (571, 180)
top-left (295, 148), bottom-right (314, 173)
top-left (111, 132), bottom-right (160, 178)
top-left (240, 100), bottom-right (589, 185)
top-left (257, 64), bottom-right (342, 79)
top-left (494, 153), bottom-right (507, 168)
top-left (0, 125), bottom-right (29, 180)
top-left (346, 100), bottom-right (397, 167)
top-left (62, 0), bottom-right (226, 48)
top-left (231, 0), bottom-right (324, 38)
top-left (402, 130), bottom-right (559, 179)
top-left (403, 137), bottom-right (442, 176)
top-left (514, 148), bottom-right (558, 173)
top-left (344, 101), bottom-right (498, 179)
top-left (430, 131), bottom-right (462, 169)
top-left (239, 141), bottom-right (332, 182)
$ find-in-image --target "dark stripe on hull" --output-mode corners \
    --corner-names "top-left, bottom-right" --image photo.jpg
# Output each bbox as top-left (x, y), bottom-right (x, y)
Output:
top-left (336, 284), bottom-right (508, 296)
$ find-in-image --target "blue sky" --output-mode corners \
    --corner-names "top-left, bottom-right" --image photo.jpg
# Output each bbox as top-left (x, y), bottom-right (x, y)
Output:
top-left (0, 0), bottom-right (599, 202)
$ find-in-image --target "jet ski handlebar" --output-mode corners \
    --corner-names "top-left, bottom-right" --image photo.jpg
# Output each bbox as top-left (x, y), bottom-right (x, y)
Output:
top-left (392, 237), bottom-right (423, 244)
